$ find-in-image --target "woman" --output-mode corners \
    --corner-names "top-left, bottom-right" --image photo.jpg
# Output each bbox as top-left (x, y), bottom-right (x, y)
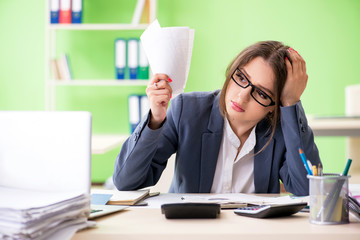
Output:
top-left (113, 41), bottom-right (321, 196)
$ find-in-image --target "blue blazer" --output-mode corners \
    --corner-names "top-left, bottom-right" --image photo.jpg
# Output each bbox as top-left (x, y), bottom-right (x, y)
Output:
top-left (113, 90), bottom-right (321, 196)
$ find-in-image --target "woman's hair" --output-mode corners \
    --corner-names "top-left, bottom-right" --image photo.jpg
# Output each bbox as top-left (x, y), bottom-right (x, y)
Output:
top-left (219, 40), bottom-right (290, 152)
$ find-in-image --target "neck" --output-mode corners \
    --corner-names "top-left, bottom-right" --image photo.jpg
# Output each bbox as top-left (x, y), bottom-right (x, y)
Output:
top-left (227, 117), bottom-right (255, 144)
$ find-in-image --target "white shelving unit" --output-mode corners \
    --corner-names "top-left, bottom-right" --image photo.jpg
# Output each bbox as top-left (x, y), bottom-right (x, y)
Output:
top-left (48, 23), bottom-right (150, 31)
top-left (51, 80), bottom-right (149, 86)
top-left (45, 0), bottom-right (157, 154)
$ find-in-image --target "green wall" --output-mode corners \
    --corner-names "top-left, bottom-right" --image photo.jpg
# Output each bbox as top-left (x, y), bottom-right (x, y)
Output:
top-left (0, 0), bottom-right (359, 182)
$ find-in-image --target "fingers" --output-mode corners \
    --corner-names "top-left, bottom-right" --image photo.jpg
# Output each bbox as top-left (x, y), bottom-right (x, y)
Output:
top-left (287, 48), bottom-right (308, 83)
top-left (281, 47), bottom-right (308, 106)
top-left (285, 56), bottom-right (293, 77)
top-left (146, 74), bottom-right (173, 128)
top-left (148, 73), bottom-right (172, 86)
top-left (146, 73), bottom-right (173, 99)
top-left (288, 48), bottom-right (306, 71)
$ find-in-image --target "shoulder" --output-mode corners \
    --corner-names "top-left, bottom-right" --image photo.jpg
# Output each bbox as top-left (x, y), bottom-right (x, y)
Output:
top-left (172, 90), bottom-right (221, 108)
top-left (168, 90), bottom-right (221, 122)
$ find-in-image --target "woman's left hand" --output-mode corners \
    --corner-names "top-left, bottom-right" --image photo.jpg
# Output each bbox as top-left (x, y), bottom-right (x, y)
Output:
top-left (281, 48), bottom-right (308, 107)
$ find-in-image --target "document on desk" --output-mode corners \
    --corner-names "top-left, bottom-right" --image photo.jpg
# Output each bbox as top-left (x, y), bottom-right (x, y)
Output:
top-left (181, 194), bottom-right (309, 206)
top-left (141, 193), bottom-right (309, 209)
top-left (140, 19), bottom-right (195, 98)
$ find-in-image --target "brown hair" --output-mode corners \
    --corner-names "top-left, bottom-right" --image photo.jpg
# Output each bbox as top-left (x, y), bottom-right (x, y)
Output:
top-left (219, 41), bottom-right (290, 152)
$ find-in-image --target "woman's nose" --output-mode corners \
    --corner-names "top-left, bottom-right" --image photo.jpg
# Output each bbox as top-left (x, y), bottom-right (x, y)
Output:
top-left (238, 86), bottom-right (252, 102)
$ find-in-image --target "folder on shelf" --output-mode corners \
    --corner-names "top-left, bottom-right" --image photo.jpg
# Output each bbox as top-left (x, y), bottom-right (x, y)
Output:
top-left (72, 0), bottom-right (83, 23)
top-left (138, 41), bottom-right (149, 79)
top-left (59, 0), bottom-right (72, 24)
top-left (50, 0), bottom-right (59, 24)
top-left (132, 0), bottom-right (146, 24)
top-left (50, 59), bottom-right (61, 80)
top-left (128, 95), bottom-right (140, 133)
top-left (140, 95), bottom-right (150, 119)
top-left (115, 39), bottom-right (126, 80)
top-left (127, 39), bottom-right (139, 80)
top-left (58, 54), bottom-right (72, 81)
top-left (140, 0), bottom-right (151, 24)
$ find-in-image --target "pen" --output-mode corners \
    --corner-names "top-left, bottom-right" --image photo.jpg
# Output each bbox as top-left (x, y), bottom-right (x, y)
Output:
top-left (312, 165), bottom-right (318, 176)
top-left (342, 158), bottom-right (352, 176)
top-left (318, 163), bottom-right (323, 176)
top-left (323, 158), bottom-right (352, 221)
top-left (298, 148), bottom-right (313, 175)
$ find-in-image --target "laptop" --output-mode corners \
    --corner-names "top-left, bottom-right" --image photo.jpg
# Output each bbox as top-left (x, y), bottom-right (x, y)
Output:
top-left (0, 111), bottom-right (126, 219)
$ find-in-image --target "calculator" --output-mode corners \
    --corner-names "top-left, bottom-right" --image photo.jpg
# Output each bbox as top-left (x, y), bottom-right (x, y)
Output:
top-left (234, 202), bottom-right (307, 218)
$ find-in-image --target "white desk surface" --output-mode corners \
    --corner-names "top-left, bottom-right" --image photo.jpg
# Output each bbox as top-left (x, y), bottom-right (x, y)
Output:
top-left (73, 209), bottom-right (359, 240)
top-left (73, 193), bottom-right (360, 240)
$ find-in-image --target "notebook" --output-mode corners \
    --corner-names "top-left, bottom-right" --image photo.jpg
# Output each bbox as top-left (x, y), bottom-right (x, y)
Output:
top-left (0, 111), bottom-right (126, 219)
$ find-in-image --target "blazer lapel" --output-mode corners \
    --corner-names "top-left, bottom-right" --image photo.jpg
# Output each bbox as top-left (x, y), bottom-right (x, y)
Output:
top-left (199, 93), bottom-right (223, 193)
top-left (199, 132), bottom-right (223, 192)
top-left (254, 119), bottom-right (275, 193)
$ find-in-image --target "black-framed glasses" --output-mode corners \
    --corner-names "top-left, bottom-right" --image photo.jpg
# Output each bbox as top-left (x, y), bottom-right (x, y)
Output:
top-left (231, 68), bottom-right (275, 107)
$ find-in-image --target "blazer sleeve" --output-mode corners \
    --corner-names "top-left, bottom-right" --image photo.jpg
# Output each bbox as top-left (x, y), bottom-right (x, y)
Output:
top-left (112, 95), bottom-right (182, 191)
top-left (279, 101), bottom-right (321, 196)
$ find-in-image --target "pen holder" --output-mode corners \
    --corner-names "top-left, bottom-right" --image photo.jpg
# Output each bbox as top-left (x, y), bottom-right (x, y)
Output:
top-left (308, 174), bottom-right (350, 224)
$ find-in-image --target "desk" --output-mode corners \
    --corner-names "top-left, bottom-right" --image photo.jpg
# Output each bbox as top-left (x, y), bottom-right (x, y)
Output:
top-left (73, 194), bottom-right (360, 240)
top-left (73, 208), bottom-right (359, 240)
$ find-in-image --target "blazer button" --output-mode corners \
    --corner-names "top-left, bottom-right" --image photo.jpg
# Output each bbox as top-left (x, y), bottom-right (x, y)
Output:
top-left (134, 133), bottom-right (139, 141)
top-left (299, 118), bottom-right (303, 124)
top-left (301, 126), bottom-right (306, 132)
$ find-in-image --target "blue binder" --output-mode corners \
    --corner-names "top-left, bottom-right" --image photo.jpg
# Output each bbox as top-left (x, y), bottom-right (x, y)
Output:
top-left (127, 39), bottom-right (139, 80)
top-left (50, 0), bottom-right (59, 24)
top-left (115, 39), bottom-right (126, 80)
top-left (128, 95), bottom-right (141, 133)
top-left (140, 95), bottom-right (150, 119)
top-left (72, 0), bottom-right (83, 23)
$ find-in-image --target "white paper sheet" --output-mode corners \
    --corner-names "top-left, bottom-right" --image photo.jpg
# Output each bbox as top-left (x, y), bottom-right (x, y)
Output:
top-left (140, 19), bottom-right (195, 97)
top-left (137, 193), bottom-right (309, 209)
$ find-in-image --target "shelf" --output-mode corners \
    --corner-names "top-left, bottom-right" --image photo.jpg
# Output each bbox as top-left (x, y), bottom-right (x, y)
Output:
top-left (48, 23), bottom-right (149, 31)
top-left (308, 116), bottom-right (360, 137)
top-left (51, 80), bottom-right (149, 86)
top-left (92, 134), bottom-right (129, 154)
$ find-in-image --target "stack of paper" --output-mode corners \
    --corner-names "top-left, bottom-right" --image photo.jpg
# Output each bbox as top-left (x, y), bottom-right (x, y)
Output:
top-left (140, 19), bottom-right (195, 97)
top-left (0, 186), bottom-right (91, 240)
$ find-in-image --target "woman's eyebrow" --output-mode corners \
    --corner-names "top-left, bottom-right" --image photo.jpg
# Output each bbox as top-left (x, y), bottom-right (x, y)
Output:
top-left (241, 68), bottom-right (274, 96)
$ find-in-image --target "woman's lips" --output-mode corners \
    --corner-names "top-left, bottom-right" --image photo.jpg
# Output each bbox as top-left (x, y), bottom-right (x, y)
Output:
top-left (231, 101), bottom-right (245, 112)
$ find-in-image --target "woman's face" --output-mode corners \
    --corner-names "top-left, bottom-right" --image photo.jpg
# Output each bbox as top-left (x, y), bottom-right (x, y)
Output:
top-left (225, 57), bottom-right (276, 129)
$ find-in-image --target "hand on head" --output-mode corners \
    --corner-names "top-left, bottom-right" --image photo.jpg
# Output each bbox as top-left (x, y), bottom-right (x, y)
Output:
top-left (281, 48), bottom-right (308, 107)
top-left (146, 73), bottom-right (173, 129)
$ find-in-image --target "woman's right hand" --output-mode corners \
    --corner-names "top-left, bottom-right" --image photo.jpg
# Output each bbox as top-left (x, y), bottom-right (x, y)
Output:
top-left (146, 73), bottom-right (172, 129)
